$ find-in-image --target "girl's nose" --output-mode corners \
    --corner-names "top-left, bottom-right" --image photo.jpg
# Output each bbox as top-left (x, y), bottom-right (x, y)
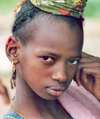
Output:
top-left (51, 65), bottom-right (67, 83)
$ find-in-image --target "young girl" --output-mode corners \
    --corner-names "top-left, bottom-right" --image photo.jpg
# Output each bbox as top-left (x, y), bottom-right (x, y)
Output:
top-left (3, 0), bottom-right (100, 119)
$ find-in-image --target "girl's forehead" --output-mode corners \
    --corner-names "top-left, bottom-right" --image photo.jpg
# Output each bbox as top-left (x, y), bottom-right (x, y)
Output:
top-left (34, 21), bottom-right (83, 47)
top-left (26, 21), bottom-right (83, 56)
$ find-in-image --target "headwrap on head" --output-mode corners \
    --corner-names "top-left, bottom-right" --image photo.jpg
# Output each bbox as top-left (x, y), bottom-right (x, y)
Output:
top-left (14, 0), bottom-right (87, 18)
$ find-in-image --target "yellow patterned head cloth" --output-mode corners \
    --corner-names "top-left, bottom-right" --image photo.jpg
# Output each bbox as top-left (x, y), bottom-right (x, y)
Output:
top-left (30, 0), bottom-right (87, 18)
top-left (15, 0), bottom-right (87, 18)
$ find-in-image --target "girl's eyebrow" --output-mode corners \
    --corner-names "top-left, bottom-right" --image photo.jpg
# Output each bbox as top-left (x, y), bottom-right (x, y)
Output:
top-left (38, 51), bottom-right (82, 59)
top-left (72, 55), bottom-right (82, 59)
top-left (38, 51), bottom-right (60, 57)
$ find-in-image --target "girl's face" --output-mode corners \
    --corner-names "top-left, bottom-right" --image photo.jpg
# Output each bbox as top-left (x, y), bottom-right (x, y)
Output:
top-left (17, 21), bottom-right (83, 100)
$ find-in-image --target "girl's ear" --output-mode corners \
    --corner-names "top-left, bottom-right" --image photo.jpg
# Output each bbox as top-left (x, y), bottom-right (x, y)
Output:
top-left (6, 36), bottom-right (19, 64)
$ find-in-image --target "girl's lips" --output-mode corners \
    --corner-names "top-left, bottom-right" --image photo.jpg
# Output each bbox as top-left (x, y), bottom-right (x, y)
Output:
top-left (46, 86), bottom-right (66, 97)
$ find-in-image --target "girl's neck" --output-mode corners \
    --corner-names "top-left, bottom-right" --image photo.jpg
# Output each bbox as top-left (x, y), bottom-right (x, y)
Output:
top-left (14, 90), bottom-right (57, 110)
top-left (11, 80), bottom-right (59, 118)
top-left (12, 92), bottom-right (59, 119)
top-left (15, 78), bottom-right (57, 108)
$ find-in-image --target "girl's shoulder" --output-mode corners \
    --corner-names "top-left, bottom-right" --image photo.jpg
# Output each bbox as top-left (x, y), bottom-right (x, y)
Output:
top-left (2, 113), bottom-right (23, 119)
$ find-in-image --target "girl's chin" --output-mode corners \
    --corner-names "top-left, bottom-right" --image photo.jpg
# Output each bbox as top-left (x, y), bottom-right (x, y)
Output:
top-left (39, 92), bottom-right (64, 101)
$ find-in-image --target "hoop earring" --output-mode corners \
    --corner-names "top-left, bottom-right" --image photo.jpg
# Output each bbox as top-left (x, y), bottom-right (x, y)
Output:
top-left (11, 61), bottom-right (16, 89)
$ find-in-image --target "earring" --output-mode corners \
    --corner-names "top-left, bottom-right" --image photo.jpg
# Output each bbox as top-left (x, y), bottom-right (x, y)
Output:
top-left (5, 36), bottom-right (14, 47)
top-left (11, 61), bottom-right (16, 89)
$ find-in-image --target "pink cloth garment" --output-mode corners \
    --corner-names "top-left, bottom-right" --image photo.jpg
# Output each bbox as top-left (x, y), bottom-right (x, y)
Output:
top-left (58, 81), bottom-right (100, 119)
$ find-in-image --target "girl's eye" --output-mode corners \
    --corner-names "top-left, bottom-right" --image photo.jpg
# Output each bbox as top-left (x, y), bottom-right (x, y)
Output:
top-left (42, 56), bottom-right (54, 62)
top-left (68, 60), bottom-right (79, 65)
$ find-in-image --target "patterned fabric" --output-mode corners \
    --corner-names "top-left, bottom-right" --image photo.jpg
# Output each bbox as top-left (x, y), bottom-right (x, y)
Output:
top-left (30, 0), bottom-right (87, 18)
top-left (2, 113), bottom-right (23, 119)
top-left (3, 113), bottom-right (73, 119)
top-left (58, 81), bottom-right (100, 119)
top-left (3, 117), bottom-right (15, 119)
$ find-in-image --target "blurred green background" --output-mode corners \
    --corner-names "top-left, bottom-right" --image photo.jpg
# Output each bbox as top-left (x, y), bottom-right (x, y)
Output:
top-left (0, 0), bottom-right (100, 18)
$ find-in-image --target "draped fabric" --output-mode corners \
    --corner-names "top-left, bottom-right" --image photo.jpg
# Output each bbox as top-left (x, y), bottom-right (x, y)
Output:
top-left (58, 81), bottom-right (100, 119)
top-left (30, 0), bottom-right (87, 18)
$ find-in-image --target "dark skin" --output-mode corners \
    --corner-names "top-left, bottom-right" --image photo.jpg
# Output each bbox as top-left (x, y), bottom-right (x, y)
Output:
top-left (6, 20), bottom-right (100, 118)
top-left (74, 52), bottom-right (100, 101)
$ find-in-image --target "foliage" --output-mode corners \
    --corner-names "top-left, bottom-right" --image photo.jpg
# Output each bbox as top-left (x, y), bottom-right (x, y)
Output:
top-left (0, 0), bottom-right (19, 14)
top-left (83, 0), bottom-right (100, 18)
